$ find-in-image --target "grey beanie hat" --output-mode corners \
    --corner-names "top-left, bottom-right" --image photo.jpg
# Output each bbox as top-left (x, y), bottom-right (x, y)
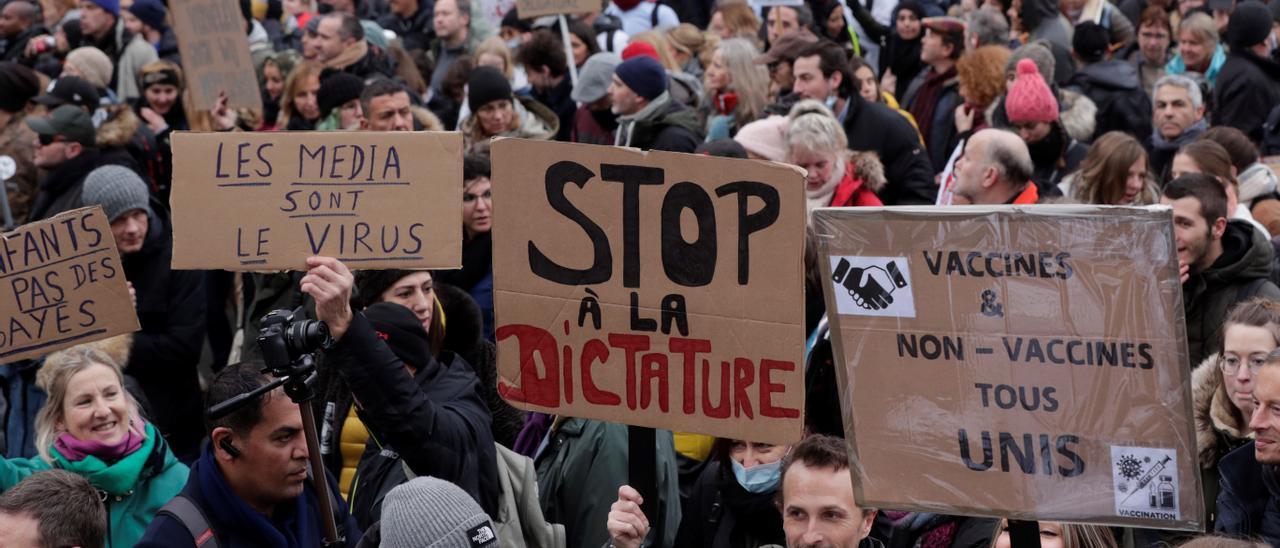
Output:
top-left (380, 477), bottom-right (498, 548)
top-left (82, 165), bottom-right (152, 222)
top-left (572, 52), bottom-right (623, 104)
top-left (1006, 41), bottom-right (1055, 85)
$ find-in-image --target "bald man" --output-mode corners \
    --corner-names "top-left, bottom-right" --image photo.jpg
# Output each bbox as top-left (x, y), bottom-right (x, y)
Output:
top-left (950, 129), bottom-right (1039, 205)
top-left (0, 1), bottom-right (42, 64)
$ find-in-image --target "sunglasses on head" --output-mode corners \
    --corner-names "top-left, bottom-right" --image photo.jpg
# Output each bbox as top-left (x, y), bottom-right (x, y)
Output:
top-left (37, 134), bottom-right (65, 146)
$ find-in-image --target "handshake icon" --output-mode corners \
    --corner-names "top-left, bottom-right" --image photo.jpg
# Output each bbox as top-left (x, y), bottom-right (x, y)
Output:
top-left (832, 258), bottom-right (910, 311)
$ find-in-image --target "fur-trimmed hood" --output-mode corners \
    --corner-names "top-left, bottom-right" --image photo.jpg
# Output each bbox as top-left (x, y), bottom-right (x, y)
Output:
top-left (1057, 88), bottom-right (1097, 144)
top-left (848, 150), bottom-right (886, 194)
top-left (1193, 353), bottom-right (1253, 469)
top-left (96, 104), bottom-right (141, 148)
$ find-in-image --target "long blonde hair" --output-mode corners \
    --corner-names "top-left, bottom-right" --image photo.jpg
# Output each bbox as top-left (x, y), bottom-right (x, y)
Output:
top-left (714, 38), bottom-right (769, 128)
top-left (34, 346), bottom-right (143, 463)
top-left (279, 60), bottom-right (323, 127)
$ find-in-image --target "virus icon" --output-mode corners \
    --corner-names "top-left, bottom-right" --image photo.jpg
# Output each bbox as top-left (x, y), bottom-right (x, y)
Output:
top-left (1118, 455), bottom-right (1143, 480)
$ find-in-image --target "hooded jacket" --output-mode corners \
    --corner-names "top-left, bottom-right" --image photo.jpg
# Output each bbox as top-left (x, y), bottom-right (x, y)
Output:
top-left (1025, 122), bottom-right (1083, 196)
top-left (461, 95), bottom-right (559, 155)
top-left (137, 445), bottom-right (361, 547)
top-left (535, 417), bottom-right (682, 548)
top-left (828, 152), bottom-right (887, 207)
top-left (0, 423), bottom-right (188, 548)
top-left (328, 312), bottom-right (501, 524)
top-left (614, 91), bottom-right (703, 153)
top-left (1215, 49), bottom-right (1280, 144)
top-left (1193, 354), bottom-right (1253, 526)
top-left (1067, 59), bottom-right (1151, 139)
top-left (81, 19), bottom-right (158, 101)
top-left (842, 94), bottom-right (936, 204)
top-left (123, 199), bottom-right (207, 461)
top-left (1184, 220), bottom-right (1280, 365)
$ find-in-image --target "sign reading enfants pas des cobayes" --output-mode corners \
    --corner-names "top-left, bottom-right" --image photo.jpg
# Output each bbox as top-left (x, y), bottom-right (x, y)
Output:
top-left (814, 205), bottom-right (1203, 531)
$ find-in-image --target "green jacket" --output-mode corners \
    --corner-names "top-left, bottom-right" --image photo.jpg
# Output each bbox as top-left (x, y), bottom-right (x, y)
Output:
top-left (535, 417), bottom-right (681, 548)
top-left (1185, 220), bottom-right (1280, 366)
top-left (0, 423), bottom-right (188, 548)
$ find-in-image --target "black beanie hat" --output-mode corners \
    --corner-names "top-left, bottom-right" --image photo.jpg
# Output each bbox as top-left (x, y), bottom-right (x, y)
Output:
top-left (352, 269), bottom-right (416, 309)
top-left (364, 302), bottom-right (433, 372)
top-left (318, 72), bottom-right (365, 119)
top-left (0, 62), bottom-right (39, 114)
top-left (1228, 1), bottom-right (1273, 48)
top-left (468, 67), bottom-right (513, 113)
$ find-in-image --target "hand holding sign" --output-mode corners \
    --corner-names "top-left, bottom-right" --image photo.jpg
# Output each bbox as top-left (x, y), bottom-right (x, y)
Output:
top-left (606, 485), bottom-right (649, 548)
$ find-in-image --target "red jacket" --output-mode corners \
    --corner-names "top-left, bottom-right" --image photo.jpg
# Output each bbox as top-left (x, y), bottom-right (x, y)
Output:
top-left (829, 161), bottom-right (884, 207)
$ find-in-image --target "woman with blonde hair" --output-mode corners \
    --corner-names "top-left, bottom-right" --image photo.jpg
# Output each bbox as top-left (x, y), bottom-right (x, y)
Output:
top-left (702, 37), bottom-right (770, 140)
top-left (665, 23), bottom-right (711, 79)
top-left (1057, 131), bottom-right (1158, 205)
top-left (279, 60), bottom-right (323, 130)
top-left (708, 1), bottom-right (761, 41)
top-left (460, 66), bottom-right (557, 155)
top-left (0, 344), bottom-right (187, 547)
top-left (787, 100), bottom-right (885, 212)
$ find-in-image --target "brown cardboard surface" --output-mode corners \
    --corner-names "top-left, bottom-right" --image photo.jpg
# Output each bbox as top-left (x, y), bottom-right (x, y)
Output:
top-left (517, 0), bottom-right (598, 17)
top-left (813, 205), bottom-right (1202, 531)
top-left (169, 0), bottom-right (263, 111)
top-left (0, 206), bottom-right (139, 362)
top-left (491, 138), bottom-right (807, 444)
top-left (170, 131), bottom-right (462, 271)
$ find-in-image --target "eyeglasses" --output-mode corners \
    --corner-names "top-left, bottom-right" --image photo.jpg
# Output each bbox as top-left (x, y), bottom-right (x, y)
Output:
top-left (36, 134), bottom-right (65, 146)
top-left (1220, 353), bottom-right (1269, 374)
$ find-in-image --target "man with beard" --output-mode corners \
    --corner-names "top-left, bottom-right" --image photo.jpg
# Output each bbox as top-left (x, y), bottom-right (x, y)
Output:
top-left (571, 52), bottom-right (622, 144)
top-left (1161, 174), bottom-right (1280, 366)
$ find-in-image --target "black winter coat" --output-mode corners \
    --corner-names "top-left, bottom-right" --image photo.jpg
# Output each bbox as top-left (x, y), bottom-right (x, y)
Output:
top-left (1215, 441), bottom-right (1280, 544)
top-left (674, 460), bottom-right (785, 548)
top-left (1067, 59), bottom-right (1152, 140)
top-left (123, 199), bottom-right (207, 461)
top-left (26, 146), bottom-right (101, 222)
top-left (1214, 50), bottom-right (1280, 145)
top-left (378, 2), bottom-right (435, 52)
top-left (842, 95), bottom-right (936, 204)
top-left (534, 76), bottom-right (577, 142)
top-left (328, 313), bottom-right (501, 523)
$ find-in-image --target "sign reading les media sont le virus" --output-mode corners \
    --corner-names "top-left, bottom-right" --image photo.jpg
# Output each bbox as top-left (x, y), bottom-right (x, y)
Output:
top-left (814, 205), bottom-right (1203, 530)
top-left (491, 139), bottom-right (806, 445)
top-left (170, 131), bottom-right (461, 271)
top-left (0, 206), bottom-right (138, 362)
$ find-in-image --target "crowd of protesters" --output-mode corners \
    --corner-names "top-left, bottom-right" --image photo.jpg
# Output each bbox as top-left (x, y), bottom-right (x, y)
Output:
top-left (3, 0), bottom-right (1280, 544)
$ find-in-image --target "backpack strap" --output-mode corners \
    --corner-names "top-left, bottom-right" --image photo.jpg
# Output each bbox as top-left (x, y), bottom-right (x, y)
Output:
top-left (650, 1), bottom-right (659, 29)
top-left (158, 495), bottom-right (220, 548)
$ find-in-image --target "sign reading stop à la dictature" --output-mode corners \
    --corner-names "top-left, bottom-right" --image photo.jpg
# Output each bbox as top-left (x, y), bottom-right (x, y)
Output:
top-left (814, 205), bottom-right (1203, 531)
top-left (491, 138), bottom-right (807, 445)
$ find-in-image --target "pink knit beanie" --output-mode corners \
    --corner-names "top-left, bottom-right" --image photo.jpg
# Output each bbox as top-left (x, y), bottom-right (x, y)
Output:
top-left (1005, 58), bottom-right (1058, 123)
top-left (734, 116), bottom-right (790, 162)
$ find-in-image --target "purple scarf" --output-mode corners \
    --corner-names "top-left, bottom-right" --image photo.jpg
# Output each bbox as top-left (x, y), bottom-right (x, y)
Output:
top-left (55, 417), bottom-right (146, 463)
top-left (513, 412), bottom-right (553, 458)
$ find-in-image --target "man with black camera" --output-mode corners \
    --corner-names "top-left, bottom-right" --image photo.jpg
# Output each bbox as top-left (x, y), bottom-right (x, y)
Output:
top-left (137, 361), bottom-right (362, 546)
top-left (298, 256), bottom-right (501, 520)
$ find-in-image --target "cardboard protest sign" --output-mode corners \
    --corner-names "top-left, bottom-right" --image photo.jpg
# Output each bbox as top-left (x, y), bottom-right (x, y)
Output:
top-left (491, 139), bottom-right (806, 445)
top-left (0, 206), bottom-right (139, 362)
top-left (170, 131), bottom-right (462, 271)
top-left (169, 0), bottom-right (263, 111)
top-left (517, 0), bottom-right (597, 18)
top-left (813, 205), bottom-right (1202, 530)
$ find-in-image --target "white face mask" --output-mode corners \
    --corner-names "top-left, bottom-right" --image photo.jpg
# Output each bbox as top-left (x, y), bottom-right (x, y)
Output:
top-left (505, 37), bottom-right (522, 50)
